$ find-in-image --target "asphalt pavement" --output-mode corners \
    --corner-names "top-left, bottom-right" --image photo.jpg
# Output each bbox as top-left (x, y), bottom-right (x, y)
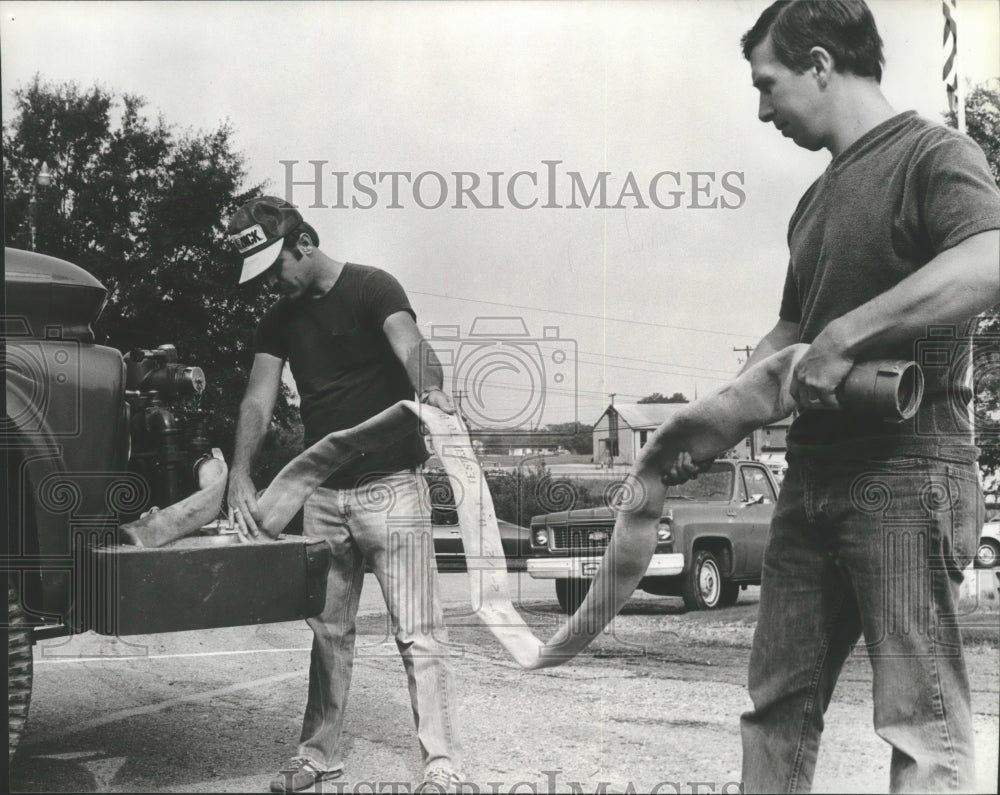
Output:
top-left (9, 572), bottom-right (1000, 794)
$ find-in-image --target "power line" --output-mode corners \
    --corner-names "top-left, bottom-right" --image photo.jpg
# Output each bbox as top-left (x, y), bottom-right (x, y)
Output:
top-left (425, 338), bottom-right (738, 377)
top-left (568, 356), bottom-right (733, 380)
top-left (440, 374), bottom-right (722, 402)
top-left (449, 383), bottom-right (640, 401)
top-left (442, 378), bottom-right (650, 401)
top-left (412, 290), bottom-right (759, 339)
top-left (536, 342), bottom-right (737, 376)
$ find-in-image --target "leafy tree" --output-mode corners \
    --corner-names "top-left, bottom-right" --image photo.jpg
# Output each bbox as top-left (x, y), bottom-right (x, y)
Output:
top-left (3, 75), bottom-right (297, 465)
top-left (541, 421), bottom-right (592, 454)
top-left (947, 83), bottom-right (1000, 482)
top-left (948, 83), bottom-right (1000, 184)
top-left (467, 422), bottom-right (593, 456)
top-left (637, 392), bottom-right (689, 404)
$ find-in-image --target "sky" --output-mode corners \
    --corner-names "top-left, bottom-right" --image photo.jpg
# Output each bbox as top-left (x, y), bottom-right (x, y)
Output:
top-left (3, 0), bottom-right (999, 433)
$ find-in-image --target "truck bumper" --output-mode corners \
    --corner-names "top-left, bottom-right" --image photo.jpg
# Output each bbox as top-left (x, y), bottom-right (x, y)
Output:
top-left (84, 534), bottom-right (332, 635)
top-left (527, 553), bottom-right (684, 579)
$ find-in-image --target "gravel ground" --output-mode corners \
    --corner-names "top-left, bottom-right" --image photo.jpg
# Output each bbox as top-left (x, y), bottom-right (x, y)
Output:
top-left (9, 575), bottom-right (999, 794)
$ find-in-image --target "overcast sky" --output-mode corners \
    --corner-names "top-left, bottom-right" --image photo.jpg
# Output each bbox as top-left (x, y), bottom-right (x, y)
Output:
top-left (3, 0), bottom-right (999, 431)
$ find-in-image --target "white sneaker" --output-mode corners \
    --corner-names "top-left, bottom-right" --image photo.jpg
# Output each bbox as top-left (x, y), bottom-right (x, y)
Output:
top-left (415, 766), bottom-right (464, 793)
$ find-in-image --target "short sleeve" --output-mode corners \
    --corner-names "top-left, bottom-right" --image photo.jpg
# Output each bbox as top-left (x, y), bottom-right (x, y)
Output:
top-left (361, 268), bottom-right (416, 331)
top-left (253, 302), bottom-right (289, 359)
top-left (778, 260), bottom-right (801, 323)
top-left (905, 133), bottom-right (1000, 255)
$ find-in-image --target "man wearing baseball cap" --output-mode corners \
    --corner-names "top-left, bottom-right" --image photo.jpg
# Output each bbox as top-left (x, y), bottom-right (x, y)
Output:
top-left (226, 196), bottom-right (464, 793)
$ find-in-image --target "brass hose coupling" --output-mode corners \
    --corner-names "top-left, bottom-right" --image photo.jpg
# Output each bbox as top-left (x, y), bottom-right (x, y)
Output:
top-left (836, 360), bottom-right (924, 422)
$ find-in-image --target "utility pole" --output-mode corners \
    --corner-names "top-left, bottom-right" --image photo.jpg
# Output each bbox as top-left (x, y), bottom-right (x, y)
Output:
top-left (608, 393), bottom-right (617, 470)
top-left (733, 345), bottom-right (753, 366)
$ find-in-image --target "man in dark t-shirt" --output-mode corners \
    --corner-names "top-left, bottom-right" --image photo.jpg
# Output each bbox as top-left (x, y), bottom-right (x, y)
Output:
top-left (252, 261), bottom-right (428, 487)
top-left (226, 196), bottom-right (463, 793)
top-left (717, 2), bottom-right (1000, 793)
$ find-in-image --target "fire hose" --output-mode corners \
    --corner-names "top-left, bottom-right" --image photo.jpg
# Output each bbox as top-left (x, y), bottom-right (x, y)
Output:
top-left (252, 344), bottom-right (923, 669)
top-left (121, 451), bottom-right (228, 548)
top-left (119, 345), bottom-right (922, 667)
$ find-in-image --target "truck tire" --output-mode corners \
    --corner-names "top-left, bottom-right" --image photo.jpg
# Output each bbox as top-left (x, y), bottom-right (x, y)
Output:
top-left (976, 539), bottom-right (999, 568)
top-left (718, 580), bottom-right (740, 607)
top-left (555, 578), bottom-right (591, 614)
top-left (682, 550), bottom-right (731, 611)
top-left (9, 578), bottom-right (34, 761)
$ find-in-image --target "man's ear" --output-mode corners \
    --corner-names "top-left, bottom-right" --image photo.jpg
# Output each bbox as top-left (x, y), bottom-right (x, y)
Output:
top-left (809, 46), bottom-right (834, 88)
top-left (296, 232), bottom-right (314, 256)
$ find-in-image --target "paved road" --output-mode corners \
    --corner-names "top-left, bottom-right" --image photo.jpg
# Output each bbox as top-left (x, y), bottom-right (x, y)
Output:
top-left (10, 573), bottom-right (1000, 794)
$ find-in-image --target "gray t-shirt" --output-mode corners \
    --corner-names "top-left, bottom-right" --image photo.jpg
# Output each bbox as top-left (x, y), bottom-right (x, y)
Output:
top-left (779, 111), bottom-right (1000, 458)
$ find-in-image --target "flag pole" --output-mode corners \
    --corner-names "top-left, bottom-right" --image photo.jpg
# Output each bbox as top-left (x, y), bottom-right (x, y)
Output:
top-left (943, 0), bottom-right (974, 446)
top-left (955, 1), bottom-right (967, 133)
top-left (943, 0), bottom-right (967, 133)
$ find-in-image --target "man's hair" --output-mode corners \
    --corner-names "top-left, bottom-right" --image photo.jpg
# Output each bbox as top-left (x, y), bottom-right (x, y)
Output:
top-left (281, 221), bottom-right (320, 260)
top-left (741, 0), bottom-right (884, 83)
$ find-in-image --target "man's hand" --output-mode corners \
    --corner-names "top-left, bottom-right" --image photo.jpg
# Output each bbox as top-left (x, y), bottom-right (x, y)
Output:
top-left (422, 387), bottom-right (456, 414)
top-left (789, 328), bottom-right (854, 413)
top-left (226, 469), bottom-right (265, 542)
top-left (661, 452), bottom-right (715, 486)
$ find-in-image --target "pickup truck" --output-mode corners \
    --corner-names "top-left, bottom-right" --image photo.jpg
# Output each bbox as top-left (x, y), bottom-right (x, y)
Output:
top-left (526, 459), bottom-right (779, 612)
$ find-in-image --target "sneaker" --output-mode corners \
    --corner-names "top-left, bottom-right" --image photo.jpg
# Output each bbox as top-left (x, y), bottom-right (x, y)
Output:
top-left (269, 757), bottom-right (344, 792)
top-left (415, 767), bottom-right (464, 793)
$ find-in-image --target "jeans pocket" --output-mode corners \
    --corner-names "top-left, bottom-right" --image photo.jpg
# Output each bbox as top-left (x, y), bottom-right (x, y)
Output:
top-left (938, 464), bottom-right (983, 577)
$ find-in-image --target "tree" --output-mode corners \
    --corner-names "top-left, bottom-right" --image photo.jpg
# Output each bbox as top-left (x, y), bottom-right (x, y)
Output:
top-left (948, 83), bottom-right (1000, 184)
top-left (637, 392), bottom-right (689, 404)
top-left (947, 83), bottom-right (1000, 483)
top-left (3, 76), bottom-right (297, 462)
top-left (541, 421), bottom-right (592, 454)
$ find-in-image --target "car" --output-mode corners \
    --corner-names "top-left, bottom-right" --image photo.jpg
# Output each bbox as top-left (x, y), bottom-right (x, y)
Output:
top-left (5, 247), bottom-right (333, 760)
top-left (425, 471), bottom-right (531, 572)
top-left (977, 521), bottom-right (1000, 568)
top-left (432, 518), bottom-right (531, 572)
top-left (526, 459), bottom-right (778, 612)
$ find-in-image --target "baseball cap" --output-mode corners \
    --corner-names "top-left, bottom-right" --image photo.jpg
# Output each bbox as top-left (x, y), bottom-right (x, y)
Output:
top-left (227, 196), bottom-right (304, 284)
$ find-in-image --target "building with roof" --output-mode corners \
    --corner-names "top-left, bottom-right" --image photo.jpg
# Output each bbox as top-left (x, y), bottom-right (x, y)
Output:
top-left (592, 402), bottom-right (792, 472)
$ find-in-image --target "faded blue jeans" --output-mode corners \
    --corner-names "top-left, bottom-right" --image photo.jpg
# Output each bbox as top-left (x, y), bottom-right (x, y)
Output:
top-left (741, 453), bottom-right (983, 793)
top-left (297, 469), bottom-right (461, 775)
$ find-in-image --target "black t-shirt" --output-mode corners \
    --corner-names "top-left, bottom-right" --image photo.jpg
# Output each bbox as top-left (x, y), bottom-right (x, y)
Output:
top-left (254, 263), bottom-right (427, 487)
top-left (779, 112), bottom-right (1000, 459)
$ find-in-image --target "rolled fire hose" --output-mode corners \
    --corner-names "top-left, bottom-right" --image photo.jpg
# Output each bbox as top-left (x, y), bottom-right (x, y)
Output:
top-left (254, 346), bottom-right (923, 669)
top-left (120, 450), bottom-right (229, 548)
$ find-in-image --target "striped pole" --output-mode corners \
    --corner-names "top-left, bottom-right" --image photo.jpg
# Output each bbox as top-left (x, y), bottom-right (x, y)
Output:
top-left (943, 0), bottom-right (967, 133)
top-left (944, 0), bottom-right (975, 442)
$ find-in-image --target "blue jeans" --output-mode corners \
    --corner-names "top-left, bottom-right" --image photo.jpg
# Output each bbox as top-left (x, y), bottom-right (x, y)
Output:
top-left (741, 453), bottom-right (983, 793)
top-left (296, 469), bottom-right (461, 775)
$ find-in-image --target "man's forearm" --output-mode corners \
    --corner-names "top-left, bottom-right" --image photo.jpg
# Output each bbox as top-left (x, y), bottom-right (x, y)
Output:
top-left (822, 230), bottom-right (1000, 360)
top-left (740, 320), bottom-right (800, 375)
top-left (231, 400), bottom-right (271, 475)
top-left (403, 341), bottom-right (445, 396)
top-left (741, 336), bottom-right (786, 374)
